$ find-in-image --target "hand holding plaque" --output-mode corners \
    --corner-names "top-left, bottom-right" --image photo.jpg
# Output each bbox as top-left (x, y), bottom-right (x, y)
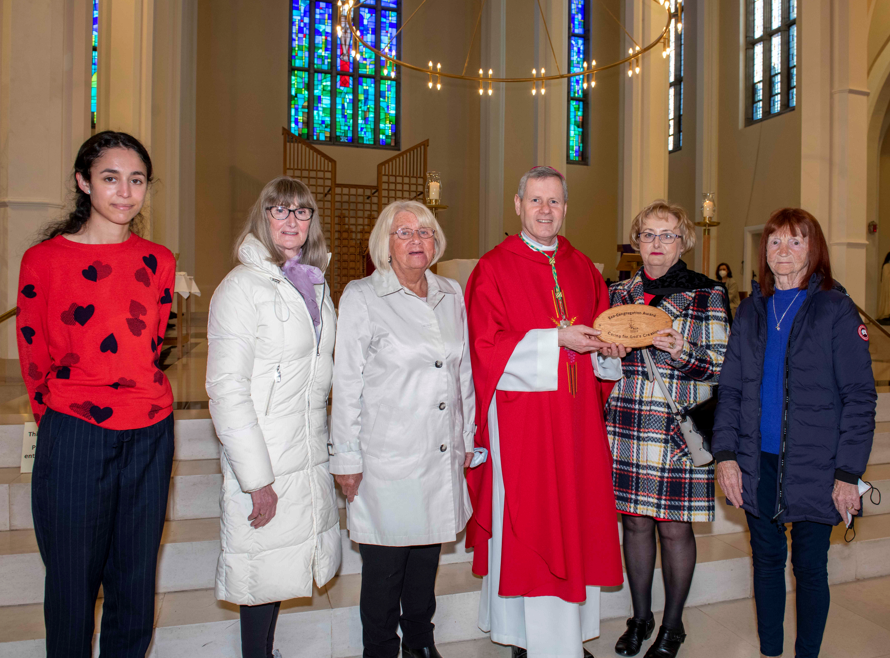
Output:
top-left (593, 305), bottom-right (673, 348)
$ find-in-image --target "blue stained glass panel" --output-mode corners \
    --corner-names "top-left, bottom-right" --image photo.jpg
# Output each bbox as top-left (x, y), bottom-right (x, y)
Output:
top-left (290, 71), bottom-right (310, 138)
top-left (380, 79), bottom-right (396, 146)
top-left (570, 37), bottom-right (585, 97)
top-left (358, 78), bottom-right (376, 144)
top-left (790, 0), bottom-right (797, 20)
top-left (313, 73), bottom-right (331, 140)
top-left (358, 8), bottom-right (376, 75)
top-left (570, 0), bottom-right (585, 35)
top-left (336, 78), bottom-right (354, 142)
top-left (789, 24), bottom-right (797, 67)
top-left (381, 0), bottom-right (397, 7)
top-left (292, 0), bottom-right (310, 68)
top-left (754, 0), bottom-right (764, 38)
top-left (92, 0), bottom-right (98, 127)
top-left (569, 100), bottom-right (584, 161)
top-left (771, 0), bottom-right (782, 29)
top-left (381, 11), bottom-right (397, 71)
top-left (314, 2), bottom-right (332, 69)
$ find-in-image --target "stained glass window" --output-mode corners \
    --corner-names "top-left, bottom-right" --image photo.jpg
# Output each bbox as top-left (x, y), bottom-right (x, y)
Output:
top-left (289, 0), bottom-right (400, 148)
top-left (91, 0), bottom-right (98, 129)
top-left (668, 0), bottom-right (683, 152)
top-left (567, 0), bottom-right (588, 164)
top-left (747, 0), bottom-right (796, 124)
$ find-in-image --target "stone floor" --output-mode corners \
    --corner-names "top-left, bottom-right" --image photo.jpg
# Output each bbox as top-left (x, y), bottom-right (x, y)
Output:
top-left (344, 575), bottom-right (890, 658)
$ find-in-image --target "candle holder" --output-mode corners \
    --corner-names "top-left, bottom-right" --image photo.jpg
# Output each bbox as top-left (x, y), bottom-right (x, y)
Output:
top-left (425, 171), bottom-right (448, 218)
top-left (694, 192), bottom-right (719, 276)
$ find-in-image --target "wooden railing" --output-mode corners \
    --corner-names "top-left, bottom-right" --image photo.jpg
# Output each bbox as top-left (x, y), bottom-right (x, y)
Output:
top-left (0, 307), bottom-right (16, 325)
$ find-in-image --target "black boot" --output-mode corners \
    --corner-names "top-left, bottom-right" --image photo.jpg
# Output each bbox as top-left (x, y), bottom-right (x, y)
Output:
top-left (615, 617), bottom-right (656, 656)
top-left (511, 647), bottom-right (527, 658)
top-left (643, 625), bottom-right (686, 658)
top-left (402, 644), bottom-right (443, 658)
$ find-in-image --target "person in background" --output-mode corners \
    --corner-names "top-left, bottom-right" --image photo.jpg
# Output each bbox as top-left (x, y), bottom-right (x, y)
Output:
top-left (877, 252), bottom-right (890, 321)
top-left (606, 201), bottom-right (730, 658)
top-left (330, 200), bottom-right (475, 658)
top-left (713, 208), bottom-right (875, 658)
top-left (16, 131), bottom-right (176, 658)
top-left (716, 262), bottom-right (740, 317)
top-left (206, 177), bottom-right (341, 658)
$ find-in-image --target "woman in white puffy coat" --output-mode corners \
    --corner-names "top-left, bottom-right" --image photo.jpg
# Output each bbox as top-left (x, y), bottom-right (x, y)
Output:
top-left (206, 177), bottom-right (341, 658)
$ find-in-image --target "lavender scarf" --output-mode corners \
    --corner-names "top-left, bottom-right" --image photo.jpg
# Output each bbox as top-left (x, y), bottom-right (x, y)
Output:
top-left (282, 253), bottom-right (325, 337)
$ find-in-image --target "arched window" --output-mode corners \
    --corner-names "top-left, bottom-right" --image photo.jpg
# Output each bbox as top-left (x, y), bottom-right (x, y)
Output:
top-left (668, 0), bottom-right (683, 152)
top-left (747, 0), bottom-right (796, 124)
top-left (290, 0), bottom-right (400, 148)
top-left (568, 0), bottom-right (589, 164)
top-left (92, 0), bottom-right (98, 129)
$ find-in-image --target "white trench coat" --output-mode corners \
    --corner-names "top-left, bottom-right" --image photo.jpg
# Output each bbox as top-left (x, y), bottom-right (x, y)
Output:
top-left (206, 235), bottom-right (341, 605)
top-left (330, 267), bottom-right (476, 546)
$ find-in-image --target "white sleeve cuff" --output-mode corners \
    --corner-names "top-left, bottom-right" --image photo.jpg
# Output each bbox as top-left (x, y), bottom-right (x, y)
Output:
top-left (592, 353), bottom-right (624, 381)
top-left (497, 328), bottom-right (560, 392)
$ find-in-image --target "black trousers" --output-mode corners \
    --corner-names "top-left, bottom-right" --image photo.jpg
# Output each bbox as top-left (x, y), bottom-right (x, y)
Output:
top-left (31, 407), bottom-right (175, 658)
top-left (240, 601), bottom-right (281, 658)
top-left (359, 543), bottom-right (442, 658)
top-left (747, 452), bottom-right (833, 658)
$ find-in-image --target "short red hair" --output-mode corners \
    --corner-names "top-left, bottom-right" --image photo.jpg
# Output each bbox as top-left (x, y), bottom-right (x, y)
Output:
top-left (758, 208), bottom-right (833, 297)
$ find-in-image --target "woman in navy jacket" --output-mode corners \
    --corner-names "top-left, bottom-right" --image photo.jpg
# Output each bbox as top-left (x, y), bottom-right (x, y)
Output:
top-left (712, 208), bottom-right (875, 658)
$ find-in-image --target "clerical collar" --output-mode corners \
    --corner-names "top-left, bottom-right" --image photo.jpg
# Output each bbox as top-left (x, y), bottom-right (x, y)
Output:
top-left (520, 232), bottom-right (557, 252)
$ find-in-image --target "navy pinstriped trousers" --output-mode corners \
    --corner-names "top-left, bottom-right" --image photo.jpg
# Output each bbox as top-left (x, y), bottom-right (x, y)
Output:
top-left (32, 407), bottom-right (175, 658)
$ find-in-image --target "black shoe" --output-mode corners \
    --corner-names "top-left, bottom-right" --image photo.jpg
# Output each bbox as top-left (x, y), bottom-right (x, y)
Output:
top-left (511, 647), bottom-right (527, 658)
top-left (402, 644), bottom-right (443, 658)
top-left (584, 649), bottom-right (594, 657)
top-left (615, 616), bottom-right (656, 656)
top-left (642, 625), bottom-right (686, 658)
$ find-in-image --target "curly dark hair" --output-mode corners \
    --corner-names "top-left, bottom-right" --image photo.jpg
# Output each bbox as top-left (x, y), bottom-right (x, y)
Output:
top-left (39, 131), bottom-right (153, 242)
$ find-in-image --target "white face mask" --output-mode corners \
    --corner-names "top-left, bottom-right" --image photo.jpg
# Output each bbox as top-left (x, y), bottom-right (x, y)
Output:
top-left (718, 270), bottom-right (728, 278)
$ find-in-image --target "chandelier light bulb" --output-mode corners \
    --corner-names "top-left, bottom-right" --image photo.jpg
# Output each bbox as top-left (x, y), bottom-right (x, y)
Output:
top-left (592, 71), bottom-right (596, 88)
top-left (532, 69), bottom-right (537, 95)
top-left (677, 21), bottom-right (682, 32)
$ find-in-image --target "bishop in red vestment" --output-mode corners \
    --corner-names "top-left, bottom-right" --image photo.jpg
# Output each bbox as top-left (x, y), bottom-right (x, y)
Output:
top-left (465, 167), bottom-right (624, 658)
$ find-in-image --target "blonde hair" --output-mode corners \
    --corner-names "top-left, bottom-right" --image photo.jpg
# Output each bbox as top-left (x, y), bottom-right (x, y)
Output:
top-left (234, 176), bottom-right (328, 271)
top-left (629, 199), bottom-right (696, 254)
top-left (368, 200), bottom-right (447, 271)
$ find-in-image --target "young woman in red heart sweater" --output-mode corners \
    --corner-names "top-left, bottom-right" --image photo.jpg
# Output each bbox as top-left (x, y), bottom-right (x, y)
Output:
top-left (16, 131), bottom-right (176, 658)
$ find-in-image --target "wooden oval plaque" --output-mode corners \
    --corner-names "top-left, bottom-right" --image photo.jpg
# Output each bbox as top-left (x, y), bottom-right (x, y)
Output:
top-left (593, 305), bottom-right (672, 348)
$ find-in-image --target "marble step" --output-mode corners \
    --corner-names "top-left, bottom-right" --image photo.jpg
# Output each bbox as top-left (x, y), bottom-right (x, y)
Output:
top-left (1, 516), bottom-right (888, 658)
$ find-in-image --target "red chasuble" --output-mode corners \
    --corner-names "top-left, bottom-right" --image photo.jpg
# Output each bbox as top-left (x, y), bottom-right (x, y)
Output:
top-left (465, 235), bottom-right (623, 602)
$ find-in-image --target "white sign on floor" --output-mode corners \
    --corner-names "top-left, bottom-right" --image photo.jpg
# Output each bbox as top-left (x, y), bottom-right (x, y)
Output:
top-left (21, 421), bottom-right (38, 473)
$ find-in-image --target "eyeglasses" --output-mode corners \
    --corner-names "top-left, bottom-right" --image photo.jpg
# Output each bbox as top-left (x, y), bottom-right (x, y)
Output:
top-left (638, 231), bottom-right (680, 244)
top-left (390, 227), bottom-right (436, 240)
top-left (267, 206), bottom-right (314, 221)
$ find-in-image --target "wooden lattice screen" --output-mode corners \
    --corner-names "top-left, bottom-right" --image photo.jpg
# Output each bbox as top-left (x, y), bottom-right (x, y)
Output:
top-left (282, 128), bottom-right (336, 246)
top-left (282, 129), bottom-right (429, 304)
top-left (331, 184), bottom-right (379, 303)
top-left (377, 139), bottom-right (428, 210)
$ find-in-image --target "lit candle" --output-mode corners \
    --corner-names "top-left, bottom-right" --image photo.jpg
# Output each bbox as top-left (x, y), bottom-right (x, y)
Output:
top-left (429, 181), bottom-right (440, 201)
top-left (703, 199), bottom-right (715, 218)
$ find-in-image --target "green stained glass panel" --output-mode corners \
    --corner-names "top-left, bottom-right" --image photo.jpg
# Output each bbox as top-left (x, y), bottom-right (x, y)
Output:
top-left (569, 100), bottom-right (584, 161)
top-left (290, 70), bottom-right (310, 138)
top-left (358, 78), bottom-right (375, 144)
top-left (358, 8), bottom-right (376, 75)
top-left (314, 2), bottom-right (331, 69)
top-left (380, 79), bottom-right (396, 146)
top-left (313, 73), bottom-right (331, 140)
top-left (336, 77), bottom-right (354, 143)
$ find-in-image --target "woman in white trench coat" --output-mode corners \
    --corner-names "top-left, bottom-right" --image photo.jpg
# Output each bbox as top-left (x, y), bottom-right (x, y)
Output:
top-left (330, 200), bottom-right (475, 658)
top-left (206, 177), bottom-right (341, 658)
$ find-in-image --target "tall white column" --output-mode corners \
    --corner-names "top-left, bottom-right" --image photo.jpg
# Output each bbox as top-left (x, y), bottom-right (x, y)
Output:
top-left (0, 0), bottom-right (92, 365)
top-left (619, 0), bottom-right (669, 241)
top-left (479, 0), bottom-right (506, 256)
top-left (800, 0), bottom-right (869, 305)
top-left (694, 0), bottom-right (719, 274)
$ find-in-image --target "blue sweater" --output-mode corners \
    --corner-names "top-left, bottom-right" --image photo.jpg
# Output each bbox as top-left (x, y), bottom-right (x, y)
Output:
top-left (759, 287), bottom-right (807, 454)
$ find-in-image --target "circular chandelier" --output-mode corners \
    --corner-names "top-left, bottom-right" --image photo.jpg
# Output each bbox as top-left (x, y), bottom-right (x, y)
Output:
top-left (335, 0), bottom-right (681, 95)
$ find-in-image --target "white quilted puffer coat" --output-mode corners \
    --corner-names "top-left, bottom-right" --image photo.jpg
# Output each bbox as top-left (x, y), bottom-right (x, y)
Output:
top-left (206, 234), bottom-right (341, 606)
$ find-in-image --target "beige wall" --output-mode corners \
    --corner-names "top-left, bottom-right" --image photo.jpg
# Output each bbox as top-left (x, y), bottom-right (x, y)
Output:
top-left (194, 0), bottom-right (482, 311)
top-left (879, 131), bottom-right (890, 270)
top-left (714, 0), bottom-right (801, 288)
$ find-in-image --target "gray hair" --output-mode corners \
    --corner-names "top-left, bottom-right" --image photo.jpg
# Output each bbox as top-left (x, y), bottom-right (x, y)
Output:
top-left (517, 166), bottom-right (568, 202)
top-left (368, 200), bottom-right (447, 271)
top-left (234, 176), bottom-right (328, 271)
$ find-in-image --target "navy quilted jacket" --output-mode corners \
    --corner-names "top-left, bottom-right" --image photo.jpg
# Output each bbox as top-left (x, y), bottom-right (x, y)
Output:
top-left (712, 274), bottom-right (876, 525)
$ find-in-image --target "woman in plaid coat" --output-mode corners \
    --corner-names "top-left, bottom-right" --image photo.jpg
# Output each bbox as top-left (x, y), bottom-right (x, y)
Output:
top-left (605, 201), bottom-right (730, 658)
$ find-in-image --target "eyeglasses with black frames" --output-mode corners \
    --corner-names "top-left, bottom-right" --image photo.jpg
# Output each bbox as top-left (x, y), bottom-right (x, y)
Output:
top-left (267, 206), bottom-right (314, 221)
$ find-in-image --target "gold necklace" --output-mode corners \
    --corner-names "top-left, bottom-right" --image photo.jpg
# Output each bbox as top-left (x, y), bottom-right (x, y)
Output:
top-left (772, 289), bottom-right (804, 330)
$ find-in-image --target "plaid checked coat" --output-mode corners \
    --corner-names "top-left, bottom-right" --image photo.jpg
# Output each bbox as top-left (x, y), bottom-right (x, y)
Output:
top-left (604, 268), bottom-right (730, 522)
